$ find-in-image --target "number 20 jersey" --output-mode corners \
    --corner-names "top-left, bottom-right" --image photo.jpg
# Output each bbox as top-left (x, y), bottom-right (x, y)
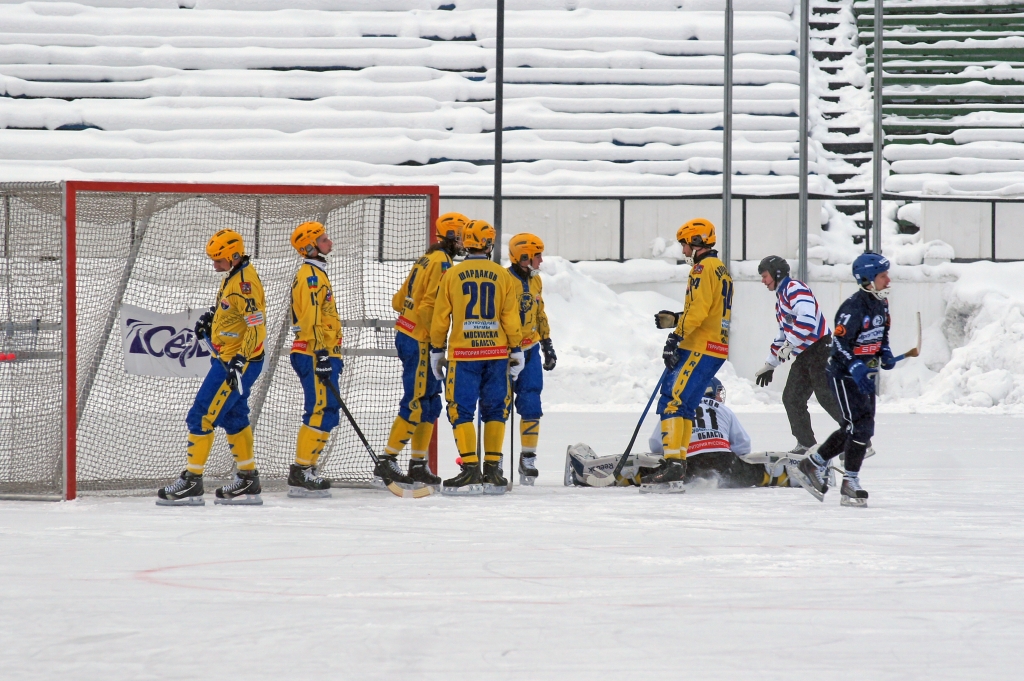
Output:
top-left (430, 256), bottom-right (523, 361)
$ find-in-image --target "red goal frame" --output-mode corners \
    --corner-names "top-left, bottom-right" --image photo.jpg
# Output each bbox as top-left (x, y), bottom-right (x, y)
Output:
top-left (62, 181), bottom-right (440, 500)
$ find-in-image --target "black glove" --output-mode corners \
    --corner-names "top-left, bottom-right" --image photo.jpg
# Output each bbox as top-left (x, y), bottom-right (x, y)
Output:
top-left (314, 350), bottom-right (332, 381)
top-left (225, 354), bottom-right (246, 393)
top-left (654, 310), bottom-right (680, 330)
top-left (754, 363), bottom-right (775, 387)
top-left (540, 338), bottom-right (557, 371)
top-left (194, 308), bottom-right (214, 342)
top-left (662, 333), bottom-right (681, 370)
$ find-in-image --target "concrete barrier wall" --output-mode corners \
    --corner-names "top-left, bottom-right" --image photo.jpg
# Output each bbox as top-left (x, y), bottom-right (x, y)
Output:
top-left (440, 198), bottom-right (822, 262)
top-left (920, 201), bottom-right (1024, 260)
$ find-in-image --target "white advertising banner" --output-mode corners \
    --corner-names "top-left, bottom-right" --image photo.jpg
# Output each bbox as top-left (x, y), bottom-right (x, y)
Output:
top-left (121, 304), bottom-right (212, 378)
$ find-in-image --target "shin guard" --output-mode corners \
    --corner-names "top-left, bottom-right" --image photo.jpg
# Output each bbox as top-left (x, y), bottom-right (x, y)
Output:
top-left (409, 421), bottom-right (434, 460)
top-left (483, 420), bottom-right (505, 455)
top-left (226, 427), bottom-right (256, 471)
top-left (453, 422), bottom-right (478, 464)
top-left (295, 423), bottom-right (330, 467)
top-left (385, 415), bottom-right (415, 456)
top-left (185, 432), bottom-right (215, 475)
top-left (519, 418), bottom-right (539, 452)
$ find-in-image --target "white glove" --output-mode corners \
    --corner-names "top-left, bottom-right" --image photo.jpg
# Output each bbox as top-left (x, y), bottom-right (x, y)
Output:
top-left (429, 348), bottom-right (446, 381)
top-left (509, 348), bottom-right (526, 380)
top-left (776, 341), bottom-right (795, 363)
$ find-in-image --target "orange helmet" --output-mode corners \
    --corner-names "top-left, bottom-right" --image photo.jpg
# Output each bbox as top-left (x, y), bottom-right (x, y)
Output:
top-left (436, 212), bottom-right (469, 241)
top-left (205, 229), bottom-right (245, 262)
top-left (509, 233), bottom-right (545, 263)
top-left (676, 218), bottom-right (716, 248)
top-left (461, 219), bottom-right (496, 251)
top-left (291, 221), bottom-right (326, 256)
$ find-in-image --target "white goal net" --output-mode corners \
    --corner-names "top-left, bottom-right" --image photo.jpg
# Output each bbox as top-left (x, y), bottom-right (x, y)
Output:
top-left (0, 181), bottom-right (437, 499)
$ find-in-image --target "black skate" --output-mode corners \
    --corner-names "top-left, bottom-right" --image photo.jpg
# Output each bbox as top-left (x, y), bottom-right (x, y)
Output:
top-left (518, 453), bottom-right (538, 486)
top-left (441, 461), bottom-right (483, 496)
top-left (791, 457), bottom-right (828, 501)
top-left (156, 471), bottom-right (205, 506)
top-left (639, 458), bottom-right (686, 494)
top-left (373, 454), bottom-right (415, 489)
top-left (408, 459), bottom-right (441, 491)
top-left (287, 464), bottom-right (332, 499)
top-left (482, 460), bottom-right (508, 495)
top-left (215, 469), bottom-right (263, 505)
top-left (840, 476), bottom-right (869, 508)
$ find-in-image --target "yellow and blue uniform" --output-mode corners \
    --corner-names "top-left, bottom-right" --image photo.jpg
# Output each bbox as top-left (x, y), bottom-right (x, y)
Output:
top-left (290, 258), bottom-right (344, 467)
top-left (384, 247), bottom-right (452, 459)
top-left (430, 255), bottom-right (523, 466)
top-left (507, 264), bottom-right (550, 452)
top-left (658, 249), bottom-right (733, 460)
top-left (185, 256), bottom-right (266, 474)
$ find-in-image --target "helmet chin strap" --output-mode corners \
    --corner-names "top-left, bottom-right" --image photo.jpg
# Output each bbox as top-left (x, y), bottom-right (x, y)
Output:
top-left (863, 283), bottom-right (890, 300)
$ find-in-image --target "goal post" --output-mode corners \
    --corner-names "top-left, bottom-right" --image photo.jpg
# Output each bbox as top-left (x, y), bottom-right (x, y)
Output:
top-left (0, 181), bottom-right (439, 500)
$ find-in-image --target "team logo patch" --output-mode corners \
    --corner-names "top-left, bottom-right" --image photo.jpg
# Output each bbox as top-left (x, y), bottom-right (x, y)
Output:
top-left (873, 315), bottom-right (884, 327)
top-left (441, 262), bottom-right (451, 272)
top-left (692, 264), bottom-right (704, 274)
top-left (325, 290), bottom-right (333, 302)
top-left (307, 275), bottom-right (319, 289)
top-left (863, 316), bottom-right (871, 329)
top-left (220, 299), bottom-right (230, 310)
top-left (244, 311), bottom-right (264, 327)
top-left (835, 324), bottom-right (846, 337)
top-left (240, 282), bottom-right (251, 294)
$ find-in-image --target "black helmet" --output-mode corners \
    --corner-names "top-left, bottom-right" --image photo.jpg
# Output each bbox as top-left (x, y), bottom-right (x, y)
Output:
top-left (757, 255), bottom-right (790, 287)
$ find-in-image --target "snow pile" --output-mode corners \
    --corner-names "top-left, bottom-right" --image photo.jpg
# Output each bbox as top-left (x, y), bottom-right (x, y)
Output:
top-left (538, 256), bottom-right (776, 410)
top-left (883, 261), bottom-right (1024, 413)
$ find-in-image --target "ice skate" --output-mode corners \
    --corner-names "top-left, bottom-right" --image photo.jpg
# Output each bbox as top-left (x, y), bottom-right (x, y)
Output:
top-left (788, 444), bottom-right (810, 457)
top-left (482, 460), bottom-right (508, 495)
top-left (287, 464), bottom-right (332, 499)
top-left (214, 469), bottom-right (263, 505)
top-left (156, 471), bottom-right (205, 506)
top-left (373, 453), bottom-right (414, 488)
top-left (441, 461), bottom-right (484, 496)
top-left (791, 456), bottom-right (828, 501)
top-left (840, 475), bottom-right (869, 508)
top-left (639, 458), bottom-right (687, 494)
top-left (518, 453), bottom-right (538, 486)
top-left (408, 459), bottom-right (441, 491)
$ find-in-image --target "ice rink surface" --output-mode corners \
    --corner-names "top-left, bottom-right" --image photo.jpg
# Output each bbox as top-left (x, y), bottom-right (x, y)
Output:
top-left (2, 411), bottom-right (1023, 680)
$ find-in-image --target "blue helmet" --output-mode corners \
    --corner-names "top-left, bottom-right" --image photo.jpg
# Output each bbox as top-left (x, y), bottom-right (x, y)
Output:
top-left (704, 377), bottom-right (725, 402)
top-left (852, 252), bottom-right (890, 287)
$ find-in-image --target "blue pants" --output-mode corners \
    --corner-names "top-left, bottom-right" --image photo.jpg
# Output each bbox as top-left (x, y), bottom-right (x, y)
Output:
top-left (828, 371), bottom-right (876, 443)
top-left (291, 353), bottom-right (344, 432)
top-left (445, 359), bottom-right (511, 426)
top-left (512, 345), bottom-right (543, 419)
top-left (396, 332), bottom-right (442, 425)
top-left (658, 349), bottom-right (725, 422)
top-left (187, 356), bottom-right (264, 436)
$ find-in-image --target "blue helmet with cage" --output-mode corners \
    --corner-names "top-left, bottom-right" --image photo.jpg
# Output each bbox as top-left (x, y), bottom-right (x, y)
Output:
top-left (852, 252), bottom-right (890, 299)
top-left (704, 377), bottom-right (725, 402)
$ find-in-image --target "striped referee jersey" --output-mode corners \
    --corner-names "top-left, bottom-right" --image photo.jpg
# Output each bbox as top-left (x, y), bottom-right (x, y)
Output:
top-left (766, 276), bottom-right (829, 365)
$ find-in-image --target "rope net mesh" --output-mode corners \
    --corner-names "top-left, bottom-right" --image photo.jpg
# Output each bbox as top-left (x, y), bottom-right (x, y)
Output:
top-left (0, 185), bottom-right (430, 496)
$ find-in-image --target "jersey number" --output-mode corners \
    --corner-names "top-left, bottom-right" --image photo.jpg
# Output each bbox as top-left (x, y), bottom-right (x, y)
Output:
top-left (721, 280), bottom-right (734, 313)
top-left (463, 281), bottom-right (496, 320)
top-left (694, 406), bottom-right (719, 431)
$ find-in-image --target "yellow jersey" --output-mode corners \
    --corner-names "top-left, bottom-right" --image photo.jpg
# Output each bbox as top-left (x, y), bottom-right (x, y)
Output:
top-left (290, 259), bottom-right (343, 358)
top-left (391, 248), bottom-right (452, 343)
top-left (675, 251), bottom-right (732, 359)
top-left (210, 256), bottom-right (266, 361)
top-left (430, 256), bottom-right (523, 361)
top-left (506, 265), bottom-right (550, 348)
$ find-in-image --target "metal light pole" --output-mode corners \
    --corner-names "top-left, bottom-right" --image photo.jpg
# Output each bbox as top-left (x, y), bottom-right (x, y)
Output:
top-left (722, 0), bottom-right (733, 266)
top-left (871, 0), bottom-right (883, 253)
top-left (798, 0), bottom-right (809, 281)
top-left (493, 0), bottom-right (505, 262)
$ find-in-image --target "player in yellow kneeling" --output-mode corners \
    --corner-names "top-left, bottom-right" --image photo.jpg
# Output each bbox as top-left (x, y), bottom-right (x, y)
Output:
top-left (157, 229), bottom-right (267, 506)
top-left (383, 212), bottom-right (467, 489)
top-left (287, 221), bottom-right (344, 498)
top-left (430, 220), bottom-right (523, 495)
top-left (648, 218), bottom-right (733, 491)
top-left (506, 233), bottom-right (556, 485)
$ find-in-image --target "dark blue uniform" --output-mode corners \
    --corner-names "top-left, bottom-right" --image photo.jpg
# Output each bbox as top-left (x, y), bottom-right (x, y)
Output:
top-left (816, 289), bottom-right (891, 472)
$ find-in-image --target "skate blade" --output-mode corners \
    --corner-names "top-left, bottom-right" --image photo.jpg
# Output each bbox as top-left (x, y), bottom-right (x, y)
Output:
top-left (441, 484), bottom-right (484, 496)
top-left (287, 487), bottom-right (332, 499)
top-left (481, 483), bottom-right (507, 496)
top-left (841, 495), bottom-right (868, 508)
top-left (214, 494), bottom-right (263, 506)
top-left (789, 468), bottom-right (826, 502)
top-left (518, 475), bottom-right (536, 487)
top-left (155, 496), bottom-right (205, 506)
top-left (639, 480), bottom-right (686, 494)
top-left (412, 482), bottom-right (440, 493)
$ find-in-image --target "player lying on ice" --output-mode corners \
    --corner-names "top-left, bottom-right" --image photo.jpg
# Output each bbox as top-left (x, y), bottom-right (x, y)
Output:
top-left (564, 378), bottom-right (797, 489)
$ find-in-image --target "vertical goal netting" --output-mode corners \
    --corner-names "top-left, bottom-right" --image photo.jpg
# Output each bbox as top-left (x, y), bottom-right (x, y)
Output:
top-left (0, 182), bottom-right (436, 498)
